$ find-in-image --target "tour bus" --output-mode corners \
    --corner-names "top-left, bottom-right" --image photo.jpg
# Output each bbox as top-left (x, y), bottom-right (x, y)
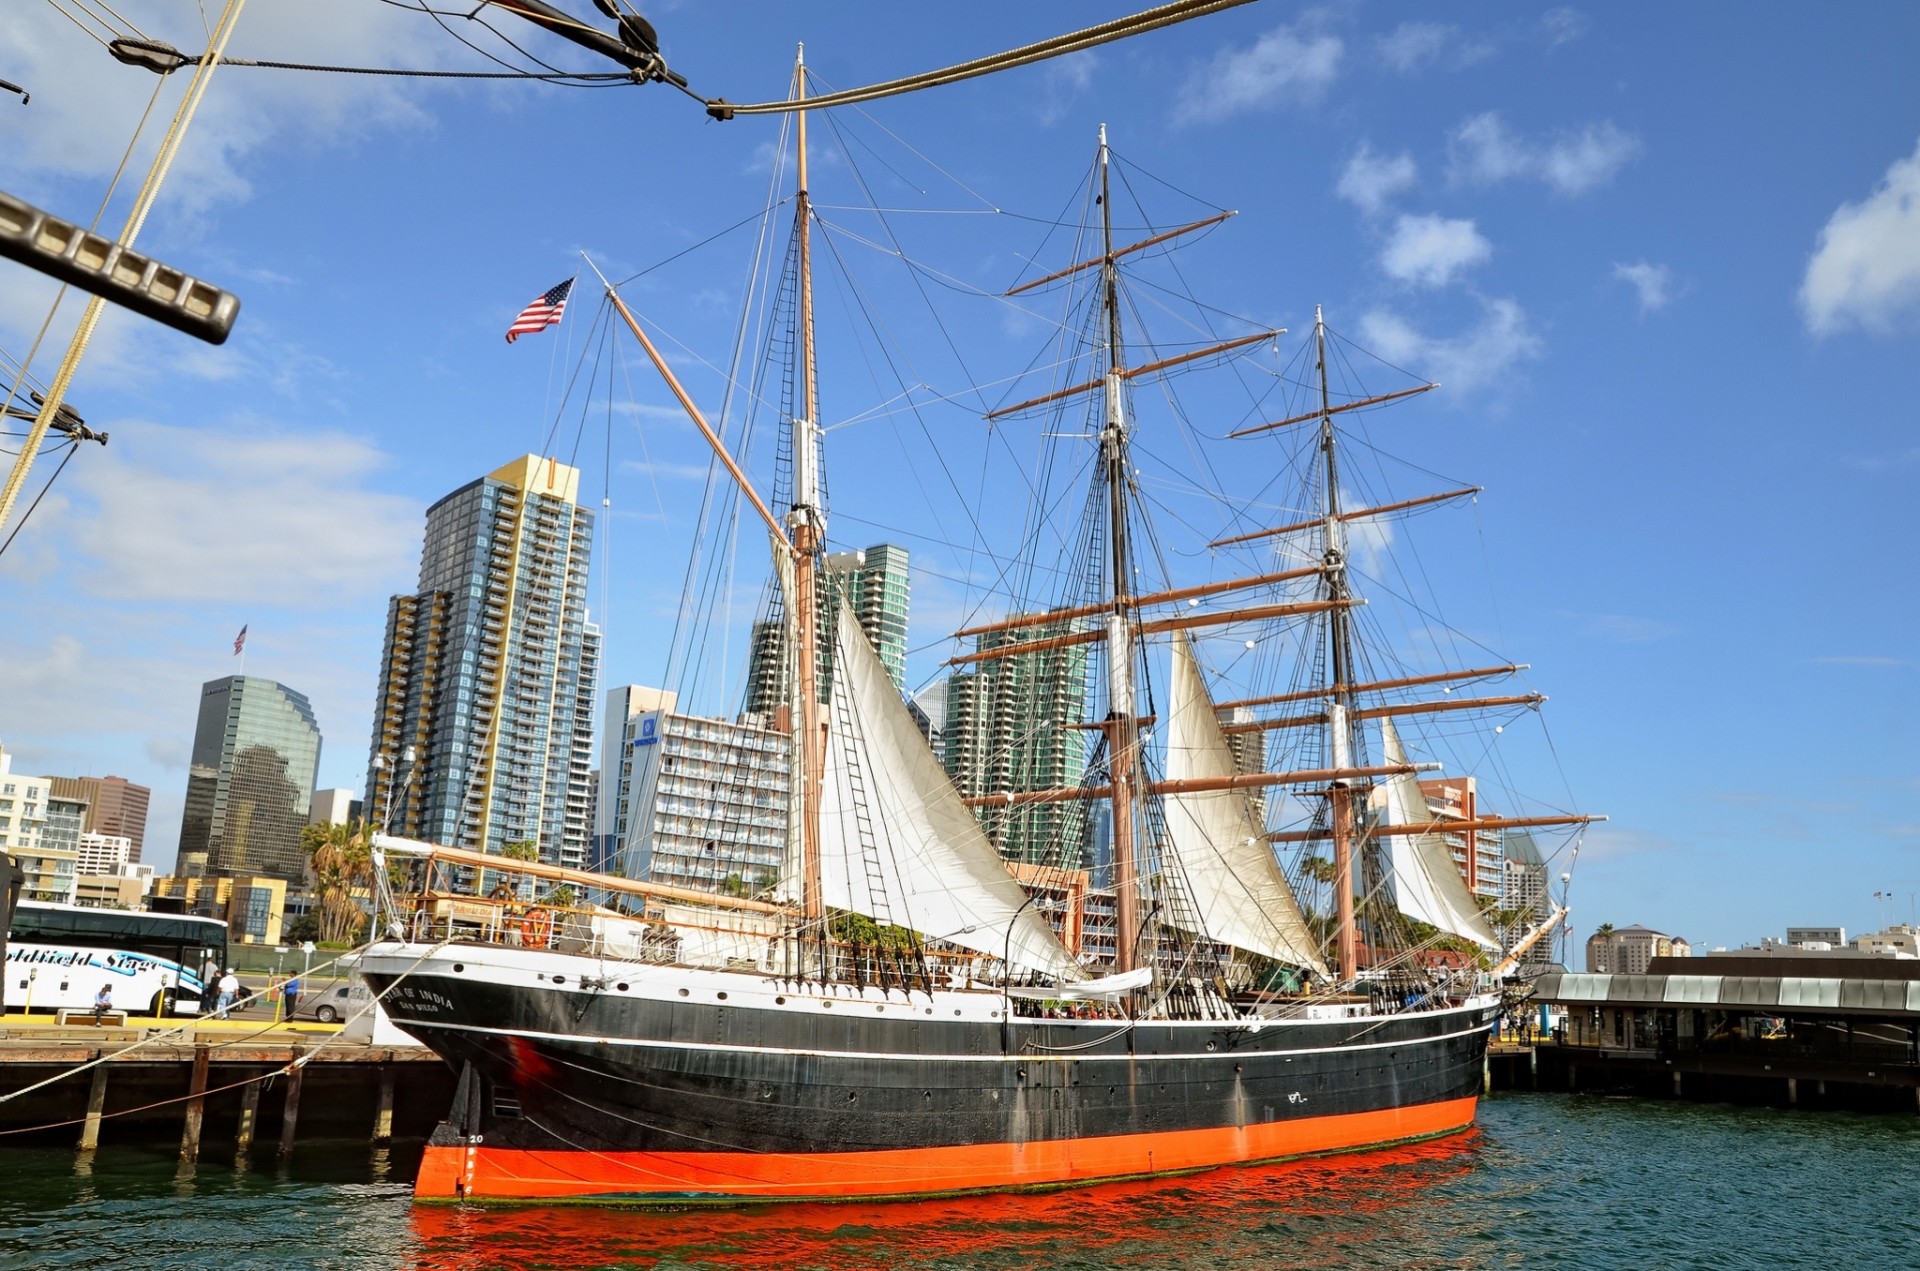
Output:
top-left (3, 901), bottom-right (229, 1017)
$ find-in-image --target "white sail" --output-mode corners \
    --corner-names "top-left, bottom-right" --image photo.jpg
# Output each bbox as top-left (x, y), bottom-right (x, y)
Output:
top-left (1162, 632), bottom-right (1328, 974)
top-left (1377, 718), bottom-right (1501, 951)
top-left (818, 605), bottom-right (1084, 981)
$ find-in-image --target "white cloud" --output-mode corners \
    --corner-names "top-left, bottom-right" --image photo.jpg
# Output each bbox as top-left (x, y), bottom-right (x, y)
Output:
top-left (1557, 611), bottom-right (1681, 643)
top-left (1799, 137), bottom-right (1920, 336)
top-left (1376, 22), bottom-right (1493, 73)
top-left (1176, 19), bottom-right (1342, 123)
top-left (1380, 215), bottom-right (1491, 287)
top-left (1336, 144), bottom-right (1417, 216)
top-left (1036, 52), bottom-right (1098, 127)
top-left (45, 419), bottom-right (420, 606)
top-left (1448, 112), bottom-right (1640, 195)
top-left (1, 4), bottom-right (481, 217)
top-left (1613, 260), bottom-right (1674, 312)
top-left (1539, 8), bottom-right (1593, 48)
top-left (1357, 297), bottom-right (1542, 395)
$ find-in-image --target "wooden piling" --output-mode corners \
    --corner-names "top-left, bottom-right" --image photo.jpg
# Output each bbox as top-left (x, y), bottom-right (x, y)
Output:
top-left (236, 1074), bottom-right (261, 1155)
top-left (78, 1058), bottom-right (108, 1151)
top-left (372, 1066), bottom-right (395, 1145)
top-left (1786, 1076), bottom-right (1799, 1107)
top-left (1671, 1069), bottom-right (1683, 1098)
top-left (277, 1050), bottom-right (305, 1160)
top-left (178, 1043), bottom-right (210, 1164)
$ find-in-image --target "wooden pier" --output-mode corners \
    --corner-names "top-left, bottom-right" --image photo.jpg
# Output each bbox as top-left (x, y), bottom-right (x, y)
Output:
top-left (0, 1019), bottom-right (455, 1160)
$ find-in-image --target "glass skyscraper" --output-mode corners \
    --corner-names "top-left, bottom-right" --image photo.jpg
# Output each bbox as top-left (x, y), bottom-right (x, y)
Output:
top-left (177, 676), bottom-right (323, 883)
top-left (367, 455), bottom-right (599, 868)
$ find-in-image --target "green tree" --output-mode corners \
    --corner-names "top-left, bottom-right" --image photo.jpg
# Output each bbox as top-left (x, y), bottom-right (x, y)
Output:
top-left (301, 819), bottom-right (373, 945)
top-left (502, 839), bottom-right (540, 862)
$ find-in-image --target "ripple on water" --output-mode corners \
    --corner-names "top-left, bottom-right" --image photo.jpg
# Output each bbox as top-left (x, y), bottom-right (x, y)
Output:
top-left (3, 1099), bottom-right (1919, 1270)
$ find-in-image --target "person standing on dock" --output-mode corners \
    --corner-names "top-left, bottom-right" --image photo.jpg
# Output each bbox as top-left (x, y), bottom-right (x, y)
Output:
top-left (282, 974), bottom-right (302, 1021)
top-left (215, 968), bottom-right (239, 1019)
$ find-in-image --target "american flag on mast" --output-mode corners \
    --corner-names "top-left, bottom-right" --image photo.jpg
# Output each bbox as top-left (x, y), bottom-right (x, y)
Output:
top-left (505, 277), bottom-right (574, 344)
top-left (233, 624), bottom-right (248, 655)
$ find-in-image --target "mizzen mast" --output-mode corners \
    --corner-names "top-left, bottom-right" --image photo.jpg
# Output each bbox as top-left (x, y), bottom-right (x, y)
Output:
top-left (1096, 123), bottom-right (1145, 976)
top-left (1312, 304), bottom-right (1363, 985)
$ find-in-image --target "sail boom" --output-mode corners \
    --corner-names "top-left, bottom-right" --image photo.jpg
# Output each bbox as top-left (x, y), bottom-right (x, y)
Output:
top-left (1266, 812), bottom-right (1606, 844)
top-left (1226, 382), bottom-right (1438, 439)
top-left (986, 331), bottom-right (1277, 420)
top-left (948, 599), bottom-right (1352, 666)
top-left (1216, 664), bottom-right (1528, 712)
top-left (961, 761), bottom-right (1440, 809)
top-left (1209, 485), bottom-right (1482, 550)
top-left (1222, 692), bottom-right (1545, 734)
top-left (1004, 211), bottom-right (1235, 296)
top-left (951, 566), bottom-right (1323, 640)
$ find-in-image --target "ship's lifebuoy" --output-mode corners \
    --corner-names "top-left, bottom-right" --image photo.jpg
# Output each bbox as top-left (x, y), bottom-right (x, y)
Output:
top-left (520, 908), bottom-right (553, 949)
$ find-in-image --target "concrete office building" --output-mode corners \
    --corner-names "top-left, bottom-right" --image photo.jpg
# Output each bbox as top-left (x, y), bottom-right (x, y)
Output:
top-left (47, 775), bottom-right (150, 863)
top-left (600, 685), bottom-right (790, 894)
top-left (367, 455), bottom-right (600, 867)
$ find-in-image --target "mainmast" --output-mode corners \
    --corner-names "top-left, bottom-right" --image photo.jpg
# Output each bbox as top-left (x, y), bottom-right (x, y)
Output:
top-left (789, 46), bottom-right (828, 935)
top-left (1314, 305), bottom-right (1361, 984)
top-left (1097, 124), bottom-right (1144, 976)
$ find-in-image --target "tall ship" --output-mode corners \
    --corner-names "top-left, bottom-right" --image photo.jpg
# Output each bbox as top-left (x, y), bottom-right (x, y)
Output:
top-left (359, 54), bottom-right (1600, 1204)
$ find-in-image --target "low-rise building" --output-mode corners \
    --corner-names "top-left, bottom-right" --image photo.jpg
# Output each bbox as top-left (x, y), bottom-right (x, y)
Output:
top-left (152, 873), bottom-right (287, 944)
top-left (75, 862), bottom-right (157, 909)
top-left (1587, 924), bottom-right (1691, 974)
top-left (1855, 924), bottom-right (1920, 958)
top-left (1787, 926), bottom-right (1847, 948)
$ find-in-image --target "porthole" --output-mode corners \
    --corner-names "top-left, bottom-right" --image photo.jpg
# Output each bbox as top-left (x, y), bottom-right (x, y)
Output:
top-left (616, 983), bottom-right (629, 992)
top-left (552, 975), bottom-right (566, 986)
top-left (823, 1000), bottom-right (833, 1009)
top-left (954, 1010), bottom-right (962, 1017)
top-left (717, 991), bottom-right (729, 1001)
top-left (452, 963), bottom-right (465, 973)
top-left (677, 987), bottom-right (690, 997)
top-left (775, 995), bottom-right (787, 1005)
top-left (875, 1004), bottom-right (884, 1013)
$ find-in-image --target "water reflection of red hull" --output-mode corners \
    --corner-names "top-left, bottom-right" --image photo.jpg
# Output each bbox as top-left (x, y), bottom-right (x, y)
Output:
top-left (407, 1124), bottom-right (1484, 1270)
top-left (415, 1096), bottom-right (1476, 1203)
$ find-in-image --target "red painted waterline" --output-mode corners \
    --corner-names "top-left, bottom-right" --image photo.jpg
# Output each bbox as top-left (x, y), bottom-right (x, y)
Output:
top-left (416, 1096), bottom-right (1480, 1203)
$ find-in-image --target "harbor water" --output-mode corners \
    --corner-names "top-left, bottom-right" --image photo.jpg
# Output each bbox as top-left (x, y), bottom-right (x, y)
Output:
top-left (3, 1093), bottom-right (1917, 1269)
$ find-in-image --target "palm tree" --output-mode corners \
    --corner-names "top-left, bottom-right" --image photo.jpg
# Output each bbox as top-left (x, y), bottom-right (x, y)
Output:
top-left (301, 819), bottom-right (374, 945)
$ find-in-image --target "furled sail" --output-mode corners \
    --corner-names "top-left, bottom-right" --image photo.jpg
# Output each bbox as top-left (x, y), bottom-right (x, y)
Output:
top-left (818, 605), bottom-right (1084, 981)
top-left (1376, 718), bottom-right (1501, 951)
top-left (1162, 632), bottom-right (1328, 974)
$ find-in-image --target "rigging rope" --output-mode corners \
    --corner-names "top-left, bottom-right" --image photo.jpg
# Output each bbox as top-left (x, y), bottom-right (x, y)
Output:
top-left (703, 0), bottom-right (1258, 119)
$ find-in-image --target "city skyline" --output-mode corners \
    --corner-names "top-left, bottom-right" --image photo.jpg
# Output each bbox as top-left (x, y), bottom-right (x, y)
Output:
top-left (1, 5), bottom-right (1916, 949)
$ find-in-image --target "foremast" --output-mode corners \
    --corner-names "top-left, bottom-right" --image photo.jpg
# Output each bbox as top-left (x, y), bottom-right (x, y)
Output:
top-left (789, 46), bottom-right (828, 935)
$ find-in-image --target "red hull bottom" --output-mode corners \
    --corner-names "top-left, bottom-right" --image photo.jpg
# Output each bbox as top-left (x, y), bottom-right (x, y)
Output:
top-left (416, 1096), bottom-right (1480, 1204)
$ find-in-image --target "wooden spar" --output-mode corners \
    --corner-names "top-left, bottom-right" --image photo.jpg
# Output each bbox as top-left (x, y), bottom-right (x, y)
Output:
top-left (1097, 125), bottom-right (1142, 978)
top-left (1266, 812), bottom-right (1606, 844)
top-left (945, 598), bottom-right (1354, 666)
top-left (1216, 664), bottom-right (1528, 712)
top-left (961, 761), bottom-right (1440, 809)
top-left (1220, 692), bottom-right (1546, 734)
top-left (791, 48), bottom-right (827, 932)
top-left (951, 566), bottom-right (1324, 640)
top-left (1226, 382), bottom-right (1438, 439)
top-left (1004, 211), bottom-right (1236, 296)
top-left (592, 269), bottom-right (793, 558)
top-left (1210, 485), bottom-right (1482, 550)
top-left (985, 330), bottom-right (1276, 421)
top-left (1492, 906), bottom-right (1569, 977)
top-left (376, 836), bottom-right (790, 914)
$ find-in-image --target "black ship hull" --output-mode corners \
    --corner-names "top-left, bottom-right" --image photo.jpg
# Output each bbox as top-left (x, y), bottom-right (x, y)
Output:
top-left (362, 943), bottom-right (1495, 1203)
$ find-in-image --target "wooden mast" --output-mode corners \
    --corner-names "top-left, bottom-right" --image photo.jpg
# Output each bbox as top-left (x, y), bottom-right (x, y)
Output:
top-left (1098, 124), bottom-right (1144, 977)
top-left (1314, 304), bottom-right (1361, 985)
top-left (790, 47), bottom-right (827, 937)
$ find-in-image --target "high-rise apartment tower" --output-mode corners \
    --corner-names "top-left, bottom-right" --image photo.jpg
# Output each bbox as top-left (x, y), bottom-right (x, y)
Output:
top-left (367, 455), bottom-right (599, 867)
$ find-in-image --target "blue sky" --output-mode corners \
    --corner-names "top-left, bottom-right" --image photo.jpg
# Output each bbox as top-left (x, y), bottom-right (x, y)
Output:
top-left (3, 2), bottom-right (1916, 954)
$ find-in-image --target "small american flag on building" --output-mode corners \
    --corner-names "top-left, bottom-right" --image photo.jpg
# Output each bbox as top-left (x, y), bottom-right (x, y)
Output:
top-left (505, 278), bottom-right (574, 344)
top-left (233, 624), bottom-right (248, 655)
